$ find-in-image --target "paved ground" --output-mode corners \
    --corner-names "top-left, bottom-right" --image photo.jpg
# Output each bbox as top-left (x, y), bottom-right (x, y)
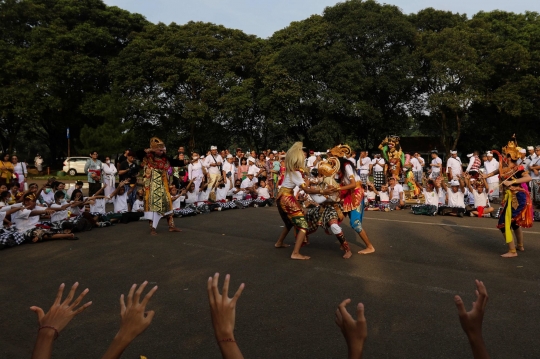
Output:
top-left (1, 207), bottom-right (540, 358)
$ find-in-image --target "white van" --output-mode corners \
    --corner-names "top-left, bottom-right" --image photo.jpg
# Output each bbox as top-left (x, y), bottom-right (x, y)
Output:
top-left (63, 157), bottom-right (91, 176)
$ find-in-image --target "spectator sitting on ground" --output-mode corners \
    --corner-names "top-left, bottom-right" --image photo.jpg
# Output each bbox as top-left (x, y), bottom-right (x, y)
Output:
top-left (464, 173), bottom-right (494, 217)
top-left (411, 177), bottom-right (439, 216)
top-left (388, 177), bottom-right (405, 210)
top-left (439, 177), bottom-right (466, 217)
top-left (67, 180), bottom-right (83, 198)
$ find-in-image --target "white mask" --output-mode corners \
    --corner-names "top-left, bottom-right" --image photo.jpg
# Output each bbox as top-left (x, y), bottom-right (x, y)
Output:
top-left (193, 156), bottom-right (199, 160)
top-left (106, 160), bottom-right (110, 164)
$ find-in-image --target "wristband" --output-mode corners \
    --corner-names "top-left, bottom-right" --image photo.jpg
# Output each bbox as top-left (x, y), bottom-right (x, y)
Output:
top-left (39, 325), bottom-right (59, 340)
top-left (218, 338), bottom-right (236, 343)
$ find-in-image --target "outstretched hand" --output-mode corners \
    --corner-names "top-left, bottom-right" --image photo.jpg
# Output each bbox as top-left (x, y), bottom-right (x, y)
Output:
top-left (30, 282), bottom-right (92, 333)
top-left (118, 281), bottom-right (157, 341)
top-left (207, 273), bottom-right (244, 341)
top-left (335, 299), bottom-right (367, 359)
top-left (455, 280), bottom-right (488, 339)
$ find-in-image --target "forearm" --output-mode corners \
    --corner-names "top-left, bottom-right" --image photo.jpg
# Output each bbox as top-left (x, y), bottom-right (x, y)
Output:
top-left (347, 341), bottom-right (365, 359)
top-left (217, 339), bottom-right (244, 359)
top-left (101, 334), bottom-right (133, 359)
top-left (467, 335), bottom-right (490, 359)
top-left (31, 330), bottom-right (55, 359)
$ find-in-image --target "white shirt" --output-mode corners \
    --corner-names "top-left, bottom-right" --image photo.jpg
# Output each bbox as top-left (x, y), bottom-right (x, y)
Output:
top-left (410, 157), bottom-right (422, 172)
top-left (216, 186), bottom-right (229, 201)
top-left (306, 155), bottom-right (317, 168)
top-left (483, 159), bottom-right (499, 184)
top-left (431, 157), bottom-right (442, 174)
top-left (198, 187), bottom-right (212, 202)
top-left (281, 171), bottom-right (305, 189)
top-left (90, 198), bottom-right (106, 213)
top-left (471, 188), bottom-right (488, 207)
top-left (342, 164), bottom-right (361, 185)
top-left (232, 188), bottom-right (245, 200)
top-left (371, 158), bottom-right (385, 171)
top-left (529, 157), bottom-right (540, 179)
top-left (389, 184), bottom-right (403, 200)
top-left (112, 193), bottom-right (128, 213)
top-left (241, 177), bottom-right (258, 189)
top-left (203, 154), bottom-right (223, 175)
top-left (358, 157), bottom-right (371, 174)
top-left (132, 199), bottom-right (145, 212)
top-left (446, 157), bottom-right (463, 178)
top-left (40, 191), bottom-right (55, 206)
top-left (447, 189), bottom-right (465, 207)
top-left (423, 189), bottom-right (439, 206)
top-left (188, 161), bottom-right (204, 180)
top-left (13, 162), bottom-right (27, 179)
top-left (257, 187), bottom-right (271, 199)
top-left (223, 162), bottom-right (235, 178)
top-left (50, 203), bottom-right (68, 222)
top-left (437, 188), bottom-right (446, 204)
top-left (12, 208), bottom-right (40, 232)
top-left (171, 195), bottom-right (182, 209)
top-left (185, 191), bottom-right (198, 204)
top-left (366, 190), bottom-right (376, 200)
top-left (379, 191), bottom-right (390, 202)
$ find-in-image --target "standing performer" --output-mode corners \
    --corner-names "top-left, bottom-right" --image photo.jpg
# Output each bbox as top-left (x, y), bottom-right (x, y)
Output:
top-left (331, 145), bottom-right (376, 254)
top-left (142, 137), bottom-right (181, 235)
top-left (494, 136), bottom-right (533, 257)
top-left (274, 142), bottom-right (336, 260)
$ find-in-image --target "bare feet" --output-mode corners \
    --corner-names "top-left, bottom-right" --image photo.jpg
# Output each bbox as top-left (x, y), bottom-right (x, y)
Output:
top-left (275, 243), bottom-right (291, 248)
top-left (358, 247), bottom-right (375, 254)
top-left (291, 253), bottom-right (310, 260)
top-left (517, 245), bottom-right (524, 252)
top-left (150, 228), bottom-right (157, 236)
top-left (343, 250), bottom-right (352, 259)
top-left (501, 251), bottom-right (518, 258)
top-left (168, 227), bottom-right (182, 232)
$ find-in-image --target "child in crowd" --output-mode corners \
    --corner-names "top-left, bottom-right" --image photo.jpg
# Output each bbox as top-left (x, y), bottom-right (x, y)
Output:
top-left (132, 188), bottom-right (145, 213)
top-left (253, 180), bottom-right (273, 207)
top-left (411, 178), bottom-right (439, 216)
top-left (439, 177), bottom-right (466, 217)
top-left (464, 174), bottom-right (494, 217)
top-left (372, 183), bottom-right (390, 211)
top-left (365, 183), bottom-right (378, 210)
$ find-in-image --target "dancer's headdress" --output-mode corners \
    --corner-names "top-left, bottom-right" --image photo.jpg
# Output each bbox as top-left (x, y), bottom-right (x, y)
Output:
top-left (501, 134), bottom-right (521, 161)
top-left (318, 157), bottom-right (341, 177)
top-left (149, 137), bottom-right (166, 151)
top-left (285, 142), bottom-right (306, 174)
top-left (329, 144), bottom-right (352, 158)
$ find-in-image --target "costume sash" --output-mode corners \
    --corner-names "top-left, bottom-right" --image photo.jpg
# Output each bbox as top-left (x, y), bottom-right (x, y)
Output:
top-left (503, 190), bottom-right (513, 243)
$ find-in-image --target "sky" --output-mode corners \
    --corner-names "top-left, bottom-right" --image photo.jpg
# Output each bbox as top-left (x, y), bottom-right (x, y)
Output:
top-left (103, 0), bottom-right (540, 38)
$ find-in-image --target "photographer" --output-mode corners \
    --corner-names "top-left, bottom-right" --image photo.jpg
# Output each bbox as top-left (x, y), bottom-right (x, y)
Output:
top-left (118, 151), bottom-right (139, 211)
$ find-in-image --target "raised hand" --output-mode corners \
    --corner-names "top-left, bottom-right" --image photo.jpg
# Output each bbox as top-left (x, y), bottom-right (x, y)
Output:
top-left (335, 299), bottom-right (367, 359)
top-left (31, 282), bottom-right (92, 334)
top-left (454, 280), bottom-right (490, 359)
top-left (207, 273), bottom-right (244, 341)
top-left (101, 281), bottom-right (157, 359)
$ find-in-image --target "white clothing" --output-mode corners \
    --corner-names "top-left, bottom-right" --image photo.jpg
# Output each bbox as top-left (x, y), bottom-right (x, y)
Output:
top-left (378, 191), bottom-right (390, 202)
top-left (410, 157), bottom-right (422, 172)
top-left (241, 177), bottom-right (258, 189)
top-left (306, 155), bottom-right (317, 168)
top-left (132, 199), bottom-right (145, 212)
top-left (232, 188), bottom-right (245, 200)
top-left (366, 190), bottom-right (376, 201)
top-left (371, 158), bottom-right (385, 171)
top-left (13, 162), bottom-right (27, 181)
top-left (70, 203), bottom-right (85, 216)
top-left (215, 186), bottom-right (229, 201)
top-left (222, 162), bottom-right (235, 182)
top-left (423, 189), bottom-right (439, 206)
top-left (281, 171), bottom-right (305, 189)
top-left (529, 157), bottom-right (540, 180)
top-left (112, 193), bottom-right (128, 213)
top-left (248, 165), bottom-right (260, 176)
top-left (447, 189), bottom-right (465, 208)
top-left (171, 195), bottom-right (182, 209)
top-left (50, 203), bottom-right (68, 222)
top-left (12, 208), bottom-right (40, 232)
top-left (437, 188), bottom-right (446, 204)
top-left (483, 159), bottom-right (500, 184)
top-left (90, 198), bottom-right (106, 214)
top-left (185, 191), bottom-right (198, 204)
top-left (446, 157), bottom-right (463, 179)
top-left (257, 187), bottom-right (271, 199)
top-left (471, 189), bottom-right (488, 208)
top-left (203, 154), bottom-right (223, 175)
top-left (430, 157), bottom-right (442, 175)
top-left (188, 161), bottom-right (204, 193)
top-left (342, 164), bottom-right (361, 185)
top-left (358, 157), bottom-right (371, 174)
top-left (198, 187), bottom-right (212, 202)
top-left (102, 163), bottom-right (117, 198)
top-left (40, 191), bottom-right (54, 206)
top-left (389, 184), bottom-right (403, 200)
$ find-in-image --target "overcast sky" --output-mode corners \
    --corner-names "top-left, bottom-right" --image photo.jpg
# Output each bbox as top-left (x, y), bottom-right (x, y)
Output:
top-left (103, 0), bottom-right (540, 38)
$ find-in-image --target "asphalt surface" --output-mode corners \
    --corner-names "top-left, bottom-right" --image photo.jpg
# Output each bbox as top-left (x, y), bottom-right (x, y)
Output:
top-left (1, 206), bottom-right (540, 358)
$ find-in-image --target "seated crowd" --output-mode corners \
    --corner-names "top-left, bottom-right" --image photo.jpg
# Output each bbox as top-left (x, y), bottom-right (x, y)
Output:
top-left (29, 275), bottom-right (491, 359)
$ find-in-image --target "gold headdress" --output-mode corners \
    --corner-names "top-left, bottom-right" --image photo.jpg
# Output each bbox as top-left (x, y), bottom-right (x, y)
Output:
top-left (502, 134), bottom-right (521, 161)
top-left (24, 193), bottom-right (37, 201)
top-left (285, 142), bottom-right (306, 174)
top-left (318, 157), bottom-right (340, 177)
top-left (149, 137), bottom-right (166, 151)
top-left (329, 144), bottom-right (352, 158)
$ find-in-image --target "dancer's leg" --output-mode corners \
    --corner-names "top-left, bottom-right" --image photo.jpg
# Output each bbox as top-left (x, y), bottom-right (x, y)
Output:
top-left (167, 215), bottom-right (181, 232)
top-left (291, 230), bottom-right (310, 260)
top-left (275, 226), bottom-right (291, 248)
top-left (515, 227), bottom-right (524, 251)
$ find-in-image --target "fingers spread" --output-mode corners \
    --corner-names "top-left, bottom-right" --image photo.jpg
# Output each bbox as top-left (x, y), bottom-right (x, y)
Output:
top-left (120, 294), bottom-right (126, 315)
top-left (145, 310), bottom-right (156, 323)
top-left (212, 273), bottom-right (220, 302)
top-left (73, 301), bottom-right (92, 316)
top-left (141, 285), bottom-right (158, 307)
top-left (231, 283), bottom-right (245, 305)
top-left (70, 288), bottom-right (89, 309)
top-left (222, 274), bottom-right (230, 300)
top-left (54, 283), bottom-right (65, 305)
top-left (454, 295), bottom-right (466, 316)
top-left (30, 306), bottom-right (45, 321)
top-left (127, 284), bottom-right (136, 307)
top-left (134, 281), bottom-right (148, 304)
top-left (207, 277), bottom-right (215, 305)
top-left (62, 282), bottom-right (79, 306)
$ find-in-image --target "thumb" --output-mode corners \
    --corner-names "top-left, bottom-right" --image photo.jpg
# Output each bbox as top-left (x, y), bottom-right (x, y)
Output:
top-left (144, 310), bottom-right (155, 323)
top-left (30, 306), bottom-right (45, 322)
top-left (454, 295), bottom-right (466, 316)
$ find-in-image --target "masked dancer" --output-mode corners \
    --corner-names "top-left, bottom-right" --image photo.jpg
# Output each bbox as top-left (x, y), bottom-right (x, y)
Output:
top-left (142, 137), bottom-right (182, 235)
top-left (274, 142), bottom-right (336, 260)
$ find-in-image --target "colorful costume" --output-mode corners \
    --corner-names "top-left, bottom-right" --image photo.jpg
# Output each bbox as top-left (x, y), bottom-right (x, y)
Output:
top-left (277, 185), bottom-right (308, 235)
top-left (378, 135), bottom-right (405, 181)
top-left (142, 137), bottom-right (178, 231)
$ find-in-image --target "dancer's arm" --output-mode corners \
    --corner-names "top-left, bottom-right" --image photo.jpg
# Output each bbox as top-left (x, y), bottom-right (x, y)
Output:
top-left (30, 283), bottom-right (92, 359)
top-left (101, 282), bottom-right (157, 359)
top-left (454, 280), bottom-right (490, 359)
top-left (502, 172), bottom-right (531, 187)
top-left (207, 273), bottom-right (245, 359)
top-left (335, 299), bottom-right (367, 359)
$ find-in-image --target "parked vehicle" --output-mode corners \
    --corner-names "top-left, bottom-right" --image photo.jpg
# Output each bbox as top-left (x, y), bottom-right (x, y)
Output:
top-left (63, 157), bottom-right (90, 176)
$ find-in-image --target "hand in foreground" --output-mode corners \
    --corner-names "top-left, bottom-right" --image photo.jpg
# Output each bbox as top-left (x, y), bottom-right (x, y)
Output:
top-left (31, 282), bottom-right (92, 333)
top-left (454, 280), bottom-right (490, 359)
top-left (101, 281), bottom-right (157, 359)
top-left (335, 299), bottom-right (367, 359)
top-left (207, 273), bottom-right (244, 341)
